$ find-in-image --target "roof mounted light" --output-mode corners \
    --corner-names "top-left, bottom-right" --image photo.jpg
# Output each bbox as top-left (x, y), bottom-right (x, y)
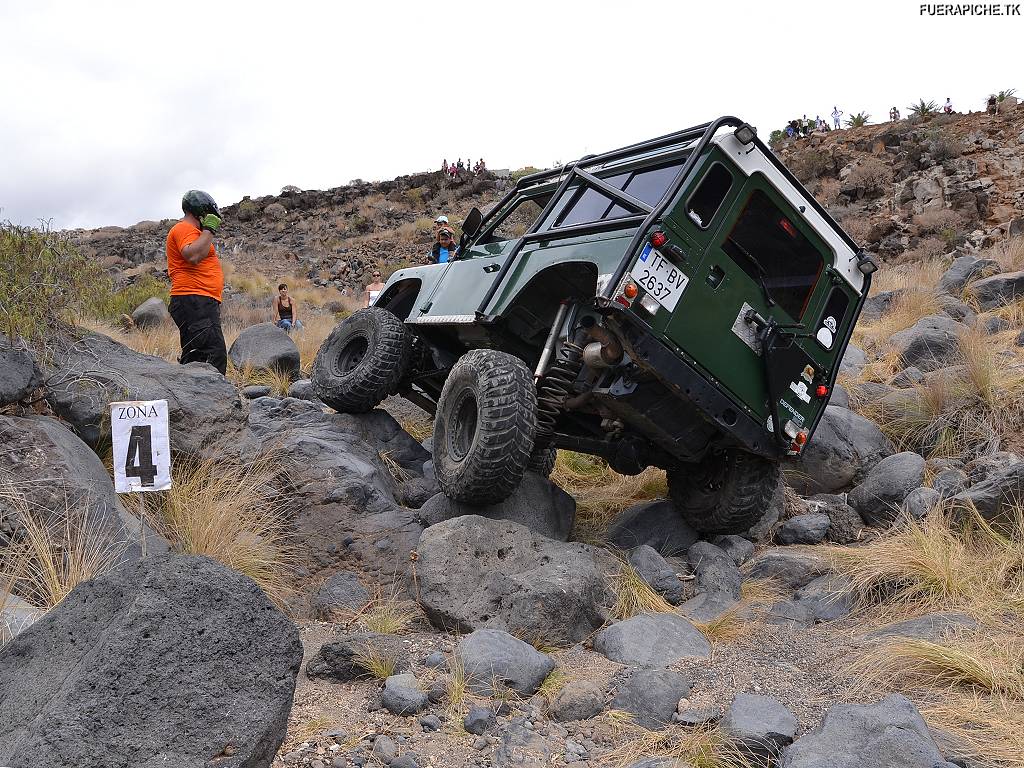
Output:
top-left (734, 123), bottom-right (757, 146)
top-left (856, 252), bottom-right (879, 275)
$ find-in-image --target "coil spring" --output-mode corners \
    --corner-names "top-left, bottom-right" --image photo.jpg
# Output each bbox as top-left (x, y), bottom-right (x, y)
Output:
top-left (534, 341), bottom-right (584, 446)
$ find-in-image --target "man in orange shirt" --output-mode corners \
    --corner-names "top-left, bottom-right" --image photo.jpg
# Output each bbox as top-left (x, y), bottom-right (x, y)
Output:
top-left (166, 190), bottom-right (228, 374)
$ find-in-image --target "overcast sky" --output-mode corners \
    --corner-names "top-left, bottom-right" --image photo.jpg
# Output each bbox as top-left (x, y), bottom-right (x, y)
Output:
top-left (2, 0), bottom-right (1020, 230)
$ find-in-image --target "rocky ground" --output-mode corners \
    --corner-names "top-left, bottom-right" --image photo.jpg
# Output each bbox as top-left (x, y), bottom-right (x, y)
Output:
top-left (3, 105), bottom-right (1024, 767)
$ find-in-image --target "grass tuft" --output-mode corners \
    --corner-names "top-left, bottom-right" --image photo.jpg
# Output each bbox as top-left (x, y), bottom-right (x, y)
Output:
top-left (604, 722), bottom-right (751, 768)
top-left (357, 585), bottom-right (416, 634)
top-left (537, 668), bottom-right (569, 701)
top-left (611, 560), bottom-right (675, 620)
top-left (353, 647), bottom-right (399, 680)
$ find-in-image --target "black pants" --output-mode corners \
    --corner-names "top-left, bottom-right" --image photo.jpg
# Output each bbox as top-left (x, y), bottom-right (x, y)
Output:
top-left (168, 294), bottom-right (227, 375)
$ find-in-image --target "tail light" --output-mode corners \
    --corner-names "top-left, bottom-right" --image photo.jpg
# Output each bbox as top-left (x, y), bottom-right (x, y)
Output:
top-left (815, 385), bottom-right (829, 398)
top-left (650, 231), bottom-right (667, 248)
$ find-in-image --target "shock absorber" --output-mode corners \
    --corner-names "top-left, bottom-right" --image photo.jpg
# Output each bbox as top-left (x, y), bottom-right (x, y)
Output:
top-left (535, 333), bottom-right (585, 448)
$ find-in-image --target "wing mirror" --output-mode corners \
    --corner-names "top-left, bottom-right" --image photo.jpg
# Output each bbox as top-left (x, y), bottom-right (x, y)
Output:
top-left (462, 207), bottom-right (483, 239)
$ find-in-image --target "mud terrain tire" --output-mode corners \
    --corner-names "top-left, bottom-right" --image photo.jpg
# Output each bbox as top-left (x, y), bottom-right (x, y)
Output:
top-left (667, 448), bottom-right (779, 534)
top-left (434, 349), bottom-right (537, 504)
top-left (527, 446), bottom-right (557, 478)
top-left (312, 307), bottom-right (412, 413)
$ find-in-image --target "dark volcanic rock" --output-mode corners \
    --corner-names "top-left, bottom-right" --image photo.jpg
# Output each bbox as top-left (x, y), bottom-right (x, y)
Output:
top-left (890, 315), bottom-right (968, 373)
top-left (785, 406), bottom-right (893, 495)
top-left (228, 323), bottom-right (301, 378)
top-left (721, 693), bottom-right (797, 761)
top-left (848, 451), bottom-right (926, 527)
top-left (606, 499), bottom-right (700, 555)
top-left (776, 513), bottom-right (831, 545)
top-left (130, 296), bottom-right (170, 329)
top-left (455, 629), bottom-right (554, 696)
top-left (611, 668), bottom-right (692, 730)
top-left (305, 632), bottom-right (410, 682)
top-left (628, 545), bottom-right (685, 604)
top-left (593, 613), bottom-right (711, 666)
top-left (0, 338), bottom-right (40, 406)
top-left (0, 555), bottom-right (302, 768)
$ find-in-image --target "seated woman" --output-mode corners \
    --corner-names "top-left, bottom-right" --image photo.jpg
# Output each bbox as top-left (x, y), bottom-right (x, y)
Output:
top-left (273, 283), bottom-right (302, 331)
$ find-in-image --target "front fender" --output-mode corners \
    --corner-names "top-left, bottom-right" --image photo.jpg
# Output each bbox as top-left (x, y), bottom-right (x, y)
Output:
top-left (375, 264), bottom-right (446, 319)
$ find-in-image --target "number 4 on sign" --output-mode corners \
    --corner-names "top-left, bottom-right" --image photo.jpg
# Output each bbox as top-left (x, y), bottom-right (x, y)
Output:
top-left (124, 425), bottom-right (159, 487)
top-left (110, 399), bottom-right (172, 493)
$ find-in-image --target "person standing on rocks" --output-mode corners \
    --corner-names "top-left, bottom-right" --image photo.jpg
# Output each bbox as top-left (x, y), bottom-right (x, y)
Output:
top-left (166, 190), bottom-right (228, 374)
top-left (364, 270), bottom-right (385, 307)
top-left (831, 106), bottom-right (843, 129)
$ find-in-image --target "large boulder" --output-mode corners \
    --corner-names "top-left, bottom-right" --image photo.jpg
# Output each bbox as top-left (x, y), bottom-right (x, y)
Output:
top-left (628, 545), bottom-right (685, 605)
top-left (680, 542), bottom-right (741, 622)
top-left (419, 472), bottom-right (575, 541)
top-left (0, 338), bottom-right (40, 406)
top-left (130, 296), bottom-right (171, 329)
top-left (965, 270), bottom-right (1024, 310)
top-left (593, 613), bottom-right (711, 666)
top-left (455, 629), bottom-right (554, 696)
top-left (776, 513), bottom-right (831, 545)
top-left (44, 331), bottom-right (246, 460)
top-left (786, 406), bottom-right (894, 494)
top-left (416, 516), bottom-right (616, 644)
top-left (228, 323), bottom-right (300, 378)
top-left (606, 500), bottom-right (700, 556)
top-left (937, 254), bottom-right (999, 295)
top-left (721, 694), bottom-right (797, 761)
top-left (246, 397), bottom-right (430, 581)
top-left (781, 694), bottom-right (957, 768)
top-left (949, 461), bottom-right (1024, 526)
top-left (745, 549), bottom-right (829, 591)
top-left (0, 414), bottom-right (166, 558)
top-left (890, 315), bottom-right (968, 372)
top-left (610, 668), bottom-right (691, 730)
top-left (0, 555), bottom-right (303, 767)
top-left (848, 452), bottom-right (926, 527)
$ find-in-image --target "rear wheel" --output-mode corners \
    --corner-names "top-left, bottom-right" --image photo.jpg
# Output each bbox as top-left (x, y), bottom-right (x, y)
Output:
top-left (434, 349), bottom-right (537, 504)
top-left (527, 446), bottom-right (557, 478)
top-left (312, 307), bottom-right (412, 413)
top-left (667, 448), bottom-right (780, 534)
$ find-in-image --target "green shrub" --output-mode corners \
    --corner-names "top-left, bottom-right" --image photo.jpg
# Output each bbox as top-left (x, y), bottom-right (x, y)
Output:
top-left (790, 149), bottom-right (832, 182)
top-left (908, 99), bottom-right (939, 118)
top-left (81, 272), bottom-right (170, 320)
top-left (845, 112), bottom-right (871, 128)
top-left (510, 166), bottom-right (542, 185)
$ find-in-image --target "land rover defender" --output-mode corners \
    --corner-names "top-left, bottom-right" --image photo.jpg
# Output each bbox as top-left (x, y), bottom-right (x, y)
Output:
top-left (312, 117), bottom-right (876, 534)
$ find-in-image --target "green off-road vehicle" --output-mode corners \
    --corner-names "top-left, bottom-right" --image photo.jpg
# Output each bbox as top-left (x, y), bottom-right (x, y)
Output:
top-left (312, 117), bottom-right (876, 534)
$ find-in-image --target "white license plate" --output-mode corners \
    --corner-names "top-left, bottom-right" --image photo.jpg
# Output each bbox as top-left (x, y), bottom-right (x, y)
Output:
top-left (630, 244), bottom-right (689, 311)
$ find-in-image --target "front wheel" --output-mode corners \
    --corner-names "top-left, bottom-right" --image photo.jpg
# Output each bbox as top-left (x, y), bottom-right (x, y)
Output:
top-left (667, 448), bottom-right (780, 535)
top-left (433, 349), bottom-right (538, 504)
top-left (311, 307), bottom-right (412, 413)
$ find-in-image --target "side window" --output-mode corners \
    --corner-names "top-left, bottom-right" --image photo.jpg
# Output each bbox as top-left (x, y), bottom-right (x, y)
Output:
top-left (816, 287), bottom-right (850, 349)
top-left (553, 162), bottom-right (684, 228)
top-left (489, 197), bottom-right (546, 241)
top-left (685, 163), bottom-right (733, 229)
top-left (721, 189), bottom-right (825, 320)
top-left (556, 188), bottom-right (622, 228)
top-left (624, 163), bottom-right (683, 205)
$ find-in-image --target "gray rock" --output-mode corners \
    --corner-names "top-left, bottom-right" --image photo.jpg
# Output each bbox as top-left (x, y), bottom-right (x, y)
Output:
top-left (711, 534), bottom-right (755, 565)
top-left (827, 383), bottom-right (851, 409)
top-left (984, 315), bottom-right (1009, 335)
top-left (463, 706), bottom-right (497, 735)
top-left (680, 542), bottom-right (741, 621)
top-left (765, 600), bottom-right (815, 628)
top-left (305, 632), bottom-right (410, 682)
top-left (931, 468), bottom-right (969, 497)
top-left (611, 668), bottom-right (692, 730)
top-left (966, 270), bottom-right (1024, 310)
top-left (902, 486), bottom-right (941, 519)
top-left (423, 651), bottom-right (446, 668)
top-left (130, 296), bottom-right (170, 329)
top-left (786, 406), bottom-right (893, 495)
top-left (593, 613), bottom-right (710, 666)
top-left (860, 291), bottom-right (902, 323)
top-left (0, 338), bottom-right (40, 406)
top-left (391, 755), bottom-right (420, 768)
top-left (849, 452), bottom-right (926, 527)
top-left (806, 494), bottom-right (865, 544)
top-left (776, 513), bottom-right (831, 545)
top-left (793, 574), bottom-right (854, 622)
top-left (455, 629), bottom-right (555, 696)
top-left (264, 202), bottom-right (288, 220)
top-left (937, 254), bottom-right (999, 294)
top-left (781, 694), bottom-right (952, 768)
top-left (44, 331), bottom-right (247, 460)
top-left (287, 379), bottom-right (316, 400)
top-left (606, 500), bottom-right (700, 556)
top-left (419, 472), bottom-right (575, 541)
top-left (0, 555), bottom-right (302, 767)
top-left (839, 344), bottom-right (867, 377)
top-left (721, 693), bottom-right (797, 760)
top-left (242, 384), bottom-right (273, 398)
top-left (0, 414), bottom-right (167, 558)
top-left (311, 571), bottom-right (370, 619)
top-left (745, 549), bottom-right (828, 591)
top-left (397, 476), bottom-right (439, 509)
top-left (548, 679), bottom-right (605, 722)
top-left (937, 295), bottom-right (976, 326)
top-left (964, 451), bottom-right (1019, 485)
top-left (418, 714), bottom-right (441, 731)
top-left (372, 735), bottom-right (398, 764)
top-left (865, 612), bottom-right (978, 643)
top-left (628, 545), bottom-right (684, 604)
top-left (381, 673), bottom-right (430, 716)
top-left (417, 516), bottom-right (616, 644)
top-left (891, 315), bottom-right (968, 372)
top-left (494, 718), bottom-right (552, 767)
top-left (949, 461), bottom-right (1024, 526)
top-left (229, 323), bottom-right (301, 378)
top-left (889, 366), bottom-right (924, 388)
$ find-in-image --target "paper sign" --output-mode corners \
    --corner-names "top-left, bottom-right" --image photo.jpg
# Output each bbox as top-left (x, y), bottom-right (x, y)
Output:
top-left (110, 399), bottom-right (172, 492)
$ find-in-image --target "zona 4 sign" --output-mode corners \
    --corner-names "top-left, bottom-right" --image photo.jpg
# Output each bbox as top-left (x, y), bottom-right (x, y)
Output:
top-left (110, 399), bottom-right (172, 492)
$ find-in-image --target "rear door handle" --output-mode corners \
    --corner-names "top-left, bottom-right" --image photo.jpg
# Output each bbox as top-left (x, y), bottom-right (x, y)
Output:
top-left (483, 264), bottom-right (500, 273)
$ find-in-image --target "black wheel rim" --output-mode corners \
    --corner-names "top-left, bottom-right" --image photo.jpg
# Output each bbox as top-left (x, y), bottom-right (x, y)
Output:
top-left (448, 389), bottom-right (478, 462)
top-left (337, 336), bottom-right (369, 374)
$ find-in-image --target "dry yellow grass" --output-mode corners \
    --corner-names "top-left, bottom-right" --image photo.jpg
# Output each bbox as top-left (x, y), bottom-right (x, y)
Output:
top-left (77, 317), bottom-right (181, 363)
top-left (694, 579), bottom-right (788, 643)
top-left (611, 560), bottom-right (675, 620)
top-left (130, 455), bottom-right (296, 608)
top-left (0, 480), bottom-right (127, 609)
top-left (537, 668), bottom-right (569, 701)
top-left (357, 585), bottom-right (417, 634)
top-left (985, 235), bottom-right (1024, 273)
top-left (603, 722), bottom-right (751, 768)
top-left (292, 312), bottom-right (337, 375)
top-left (353, 647), bottom-right (399, 679)
top-left (923, 691), bottom-right (1024, 768)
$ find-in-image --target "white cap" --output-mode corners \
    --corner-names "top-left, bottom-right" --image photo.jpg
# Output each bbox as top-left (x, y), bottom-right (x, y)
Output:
top-left (434, 215), bottom-right (449, 224)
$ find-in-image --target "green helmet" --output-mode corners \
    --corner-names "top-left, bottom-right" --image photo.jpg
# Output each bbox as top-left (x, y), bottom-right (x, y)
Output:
top-left (181, 190), bottom-right (221, 219)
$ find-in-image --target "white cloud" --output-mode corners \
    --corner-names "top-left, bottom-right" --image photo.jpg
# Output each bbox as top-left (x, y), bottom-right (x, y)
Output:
top-left (2, 0), bottom-right (1020, 228)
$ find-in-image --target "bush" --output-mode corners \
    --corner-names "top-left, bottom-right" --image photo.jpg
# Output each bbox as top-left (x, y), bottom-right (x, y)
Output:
top-left (845, 111), bottom-right (871, 128)
top-left (912, 209), bottom-right (965, 237)
top-left (908, 99), bottom-right (939, 118)
top-left (790, 148), bottom-right (832, 182)
top-left (82, 272), bottom-right (170, 321)
top-left (846, 157), bottom-right (891, 195)
top-left (510, 166), bottom-right (542, 185)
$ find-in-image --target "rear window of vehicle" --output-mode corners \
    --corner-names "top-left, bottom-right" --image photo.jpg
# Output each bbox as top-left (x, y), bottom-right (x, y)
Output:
top-left (685, 163), bottom-right (733, 229)
top-left (721, 189), bottom-right (824, 320)
top-left (553, 161), bottom-right (683, 228)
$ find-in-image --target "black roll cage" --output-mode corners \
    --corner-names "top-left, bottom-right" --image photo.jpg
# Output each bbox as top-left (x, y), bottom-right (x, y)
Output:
top-left (472, 116), bottom-right (867, 320)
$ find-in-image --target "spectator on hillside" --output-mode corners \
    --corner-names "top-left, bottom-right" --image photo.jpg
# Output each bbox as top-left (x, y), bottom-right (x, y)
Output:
top-left (364, 270), bottom-right (385, 307)
top-left (889, 106), bottom-right (900, 122)
top-left (785, 123), bottom-right (796, 139)
top-left (943, 97), bottom-right (954, 114)
top-left (429, 227), bottom-right (457, 264)
top-left (987, 94), bottom-right (998, 114)
top-left (272, 283), bottom-right (303, 331)
top-left (815, 115), bottom-right (825, 132)
top-left (442, 158), bottom-right (449, 174)
top-left (832, 107), bottom-right (844, 130)
top-left (433, 214), bottom-right (450, 234)
top-left (474, 158), bottom-right (486, 173)
top-left (166, 190), bottom-right (227, 374)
